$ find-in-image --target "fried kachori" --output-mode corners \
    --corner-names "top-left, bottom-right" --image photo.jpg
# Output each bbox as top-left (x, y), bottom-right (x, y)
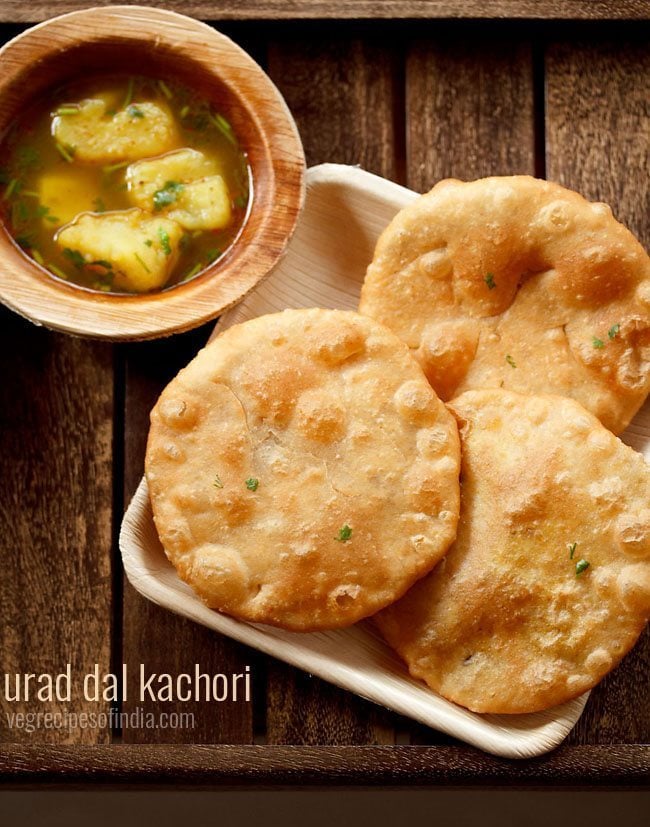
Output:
top-left (376, 388), bottom-right (650, 713)
top-left (359, 176), bottom-right (650, 434)
top-left (146, 308), bottom-right (461, 631)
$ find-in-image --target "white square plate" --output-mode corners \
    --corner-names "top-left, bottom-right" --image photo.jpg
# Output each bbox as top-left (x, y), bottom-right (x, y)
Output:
top-left (121, 163), bottom-right (649, 758)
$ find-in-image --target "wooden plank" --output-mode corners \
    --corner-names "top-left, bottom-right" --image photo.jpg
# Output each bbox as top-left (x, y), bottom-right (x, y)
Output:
top-left (0, 308), bottom-right (113, 744)
top-left (0, 2), bottom-right (648, 24)
top-left (268, 28), bottom-right (402, 181)
top-left (120, 328), bottom-right (255, 744)
top-left (1, 744), bottom-right (650, 786)
top-left (404, 31), bottom-right (535, 743)
top-left (406, 36), bottom-right (535, 190)
top-left (265, 672), bottom-right (398, 746)
top-left (262, 27), bottom-right (404, 745)
top-left (546, 37), bottom-right (650, 745)
top-left (546, 39), bottom-right (649, 248)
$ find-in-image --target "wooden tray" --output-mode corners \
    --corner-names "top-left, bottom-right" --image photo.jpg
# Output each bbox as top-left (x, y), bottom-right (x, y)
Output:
top-left (119, 162), bottom-right (650, 758)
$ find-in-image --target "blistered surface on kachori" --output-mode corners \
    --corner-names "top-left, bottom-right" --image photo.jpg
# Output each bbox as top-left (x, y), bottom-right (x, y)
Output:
top-left (146, 309), bottom-right (461, 631)
top-left (360, 176), bottom-right (650, 434)
top-left (376, 389), bottom-right (650, 713)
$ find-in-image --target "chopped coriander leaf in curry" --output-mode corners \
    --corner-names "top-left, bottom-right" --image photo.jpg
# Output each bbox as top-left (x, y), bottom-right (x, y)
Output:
top-left (0, 74), bottom-right (251, 294)
top-left (152, 180), bottom-right (185, 212)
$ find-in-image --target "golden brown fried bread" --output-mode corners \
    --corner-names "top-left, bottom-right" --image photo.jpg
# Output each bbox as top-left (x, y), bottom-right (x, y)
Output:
top-left (146, 308), bottom-right (461, 631)
top-left (376, 389), bottom-right (650, 714)
top-left (359, 176), bottom-right (650, 434)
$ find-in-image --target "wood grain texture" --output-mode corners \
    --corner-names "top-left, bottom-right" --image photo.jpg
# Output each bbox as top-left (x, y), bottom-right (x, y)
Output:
top-left (406, 34), bottom-right (535, 189)
top-left (0, 307), bottom-right (113, 744)
top-left (120, 328), bottom-right (255, 744)
top-left (268, 26), bottom-right (402, 181)
top-left (1, 744), bottom-right (649, 786)
top-left (262, 27), bottom-right (404, 745)
top-left (0, 2), bottom-right (648, 24)
top-left (404, 31), bottom-right (535, 742)
top-left (265, 672), bottom-right (396, 746)
top-left (546, 38), bottom-right (650, 745)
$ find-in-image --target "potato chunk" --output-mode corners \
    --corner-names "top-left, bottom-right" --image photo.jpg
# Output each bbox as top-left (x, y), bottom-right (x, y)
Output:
top-left (126, 148), bottom-right (232, 230)
top-left (52, 99), bottom-right (178, 164)
top-left (56, 209), bottom-right (183, 292)
top-left (165, 177), bottom-right (232, 231)
top-left (127, 148), bottom-right (217, 190)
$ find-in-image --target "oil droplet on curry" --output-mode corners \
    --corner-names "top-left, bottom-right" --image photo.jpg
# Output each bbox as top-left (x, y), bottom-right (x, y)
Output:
top-left (0, 76), bottom-right (251, 293)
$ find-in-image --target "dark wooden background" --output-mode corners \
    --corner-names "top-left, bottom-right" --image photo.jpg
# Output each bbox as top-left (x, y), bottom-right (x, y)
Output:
top-left (1, 1), bottom-right (649, 785)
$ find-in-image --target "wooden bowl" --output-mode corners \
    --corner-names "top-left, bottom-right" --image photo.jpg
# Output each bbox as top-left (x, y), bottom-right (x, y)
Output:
top-left (0, 6), bottom-right (305, 340)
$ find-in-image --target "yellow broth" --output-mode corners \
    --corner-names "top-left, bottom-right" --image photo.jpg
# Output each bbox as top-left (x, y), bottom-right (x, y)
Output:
top-left (0, 75), bottom-right (251, 293)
